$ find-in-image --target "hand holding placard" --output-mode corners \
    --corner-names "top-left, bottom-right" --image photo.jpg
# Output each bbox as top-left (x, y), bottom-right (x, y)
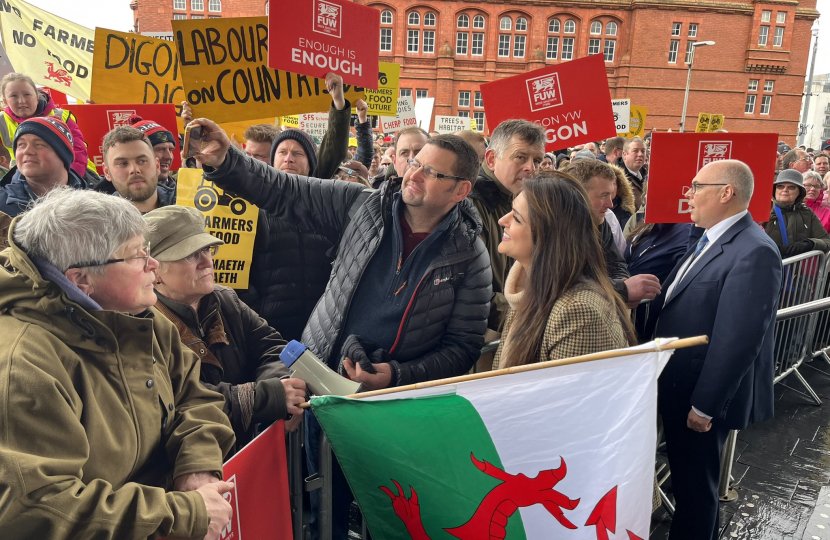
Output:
top-left (197, 480), bottom-right (235, 540)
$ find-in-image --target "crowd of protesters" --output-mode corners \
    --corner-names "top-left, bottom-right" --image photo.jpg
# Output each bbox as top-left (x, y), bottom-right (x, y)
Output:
top-left (0, 66), bottom-right (828, 540)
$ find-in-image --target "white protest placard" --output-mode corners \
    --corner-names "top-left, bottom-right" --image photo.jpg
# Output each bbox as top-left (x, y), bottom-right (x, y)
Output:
top-left (612, 99), bottom-right (631, 134)
top-left (434, 115), bottom-right (471, 134)
top-left (414, 97), bottom-right (434, 131)
top-left (380, 96), bottom-right (417, 133)
top-left (299, 112), bottom-right (329, 140)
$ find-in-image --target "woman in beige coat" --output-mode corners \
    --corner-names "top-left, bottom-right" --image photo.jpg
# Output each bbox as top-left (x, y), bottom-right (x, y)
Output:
top-left (494, 171), bottom-right (637, 368)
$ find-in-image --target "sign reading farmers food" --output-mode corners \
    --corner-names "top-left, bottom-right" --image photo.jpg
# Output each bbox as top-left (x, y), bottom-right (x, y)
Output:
top-left (71, 103), bottom-right (181, 171)
top-left (91, 28), bottom-right (185, 131)
top-left (645, 132), bottom-right (777, 224)
top-left (379, 96), bottom-right (416, 133)
top-left (364, 62), bottom-right (399, 116)
top-left (479, 55), bottom-right (616, 152)
top-left (176, 168), bottom-right (259, 288)
top-left (172, 17), bottom-right (364, 125)
top-left (612, 99), bottom-right (630, 133)
top-left (434, 115), bottom-right (471, 134)
top-left (268, 0), bottom-right (379, 89)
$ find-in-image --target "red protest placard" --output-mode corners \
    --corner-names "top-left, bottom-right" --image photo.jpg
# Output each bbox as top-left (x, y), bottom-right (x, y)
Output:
top-left (479, 55), bottom-right (616, 151)
top-left (268, 0), bottom-right (380, 90)
top-left (645, 132), bottom-right (778, 223)
top-left (71, 103), bottom-right (181, 173)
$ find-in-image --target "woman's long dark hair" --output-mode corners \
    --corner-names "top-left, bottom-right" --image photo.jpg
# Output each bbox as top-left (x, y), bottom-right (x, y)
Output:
top-left (503, 171), bottom-right (637, 367)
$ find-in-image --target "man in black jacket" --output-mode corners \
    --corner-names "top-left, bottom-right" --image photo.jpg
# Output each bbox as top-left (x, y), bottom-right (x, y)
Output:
top-left (563, 159), bottom-right (661, 308)
top-left (614, 136), bottom-right (647, 228)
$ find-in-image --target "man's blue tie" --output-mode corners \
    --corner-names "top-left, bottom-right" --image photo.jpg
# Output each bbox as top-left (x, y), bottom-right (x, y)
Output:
top-left (666, 234), bottom-right (710, 303)
top-left (692, 233), bottom-right (709, 261)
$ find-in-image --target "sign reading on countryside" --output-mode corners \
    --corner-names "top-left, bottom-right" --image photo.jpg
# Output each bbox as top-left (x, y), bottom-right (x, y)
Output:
top-left (646, 132), bottom-right (777, 224)
top-left (268, 0), bottom-right (379, 89)
top-left (91, 28), bottom-right (184, 131)
top-left (0, 0), bottom-right (94, 101)
top-left (172, 17), bottom-right (364, 124)
top-left (480, 55), bottom-right (616, 152)
top-left (71, 103), bottom-right (181, 172)
top-left (175, 168), bottom-right (259, 289)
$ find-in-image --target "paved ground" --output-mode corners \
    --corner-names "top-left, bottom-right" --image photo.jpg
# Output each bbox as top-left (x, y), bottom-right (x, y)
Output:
top-left (651, 358), bottom-right (830, 539)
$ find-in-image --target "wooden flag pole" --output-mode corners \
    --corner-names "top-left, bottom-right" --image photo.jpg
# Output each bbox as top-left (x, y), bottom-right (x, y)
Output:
top-left (299, 335), bottom-right (708, 408)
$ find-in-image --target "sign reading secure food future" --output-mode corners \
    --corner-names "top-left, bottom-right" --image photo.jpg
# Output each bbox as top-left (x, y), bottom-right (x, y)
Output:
top-left (172, 17), bottom-right (364, 125)
top-left (175, 168), bottom-right (259, 289)
top-left (0, 0), bottom-right (94, 101)
top-left (91, 28), bottom-right (185, 132)
top-left (480, 55), bottom-right (616, 152)
top-left (268, 0), bottom-right (379, 89)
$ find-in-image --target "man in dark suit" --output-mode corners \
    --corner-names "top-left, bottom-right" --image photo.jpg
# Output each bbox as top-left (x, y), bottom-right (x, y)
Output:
top-left (653, 159), bottom-right (782, 540)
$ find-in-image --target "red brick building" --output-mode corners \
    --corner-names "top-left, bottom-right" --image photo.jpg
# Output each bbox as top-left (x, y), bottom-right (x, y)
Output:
top-left (134, 0), bottom-right (819, 141)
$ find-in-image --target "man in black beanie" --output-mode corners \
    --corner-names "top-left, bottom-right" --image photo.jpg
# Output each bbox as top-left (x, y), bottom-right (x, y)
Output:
top-left (0, 117), bottom-right (88, 217)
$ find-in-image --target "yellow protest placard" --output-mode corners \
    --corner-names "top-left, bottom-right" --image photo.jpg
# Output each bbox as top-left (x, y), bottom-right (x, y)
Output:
top-left (364, 62), bottom-right (399, 116)
top-left (621, 105), bottom-right (647, 138)
top-left (695, 113), bottom-right (711, 133)
top-left (280, 115), bottom-right (299, 129)
top-left (172, 17), bottom-right (364, 125)
top-left (175, 168), bottom-right (259, 289)
top-left (709, 114), bottom-right (725, 131)
top-left (471, 118), bottom-right (477, 131)
top-left (0, 0), bottom-right (93, 101)
top-left (91, 28), bottom-right (184, 131)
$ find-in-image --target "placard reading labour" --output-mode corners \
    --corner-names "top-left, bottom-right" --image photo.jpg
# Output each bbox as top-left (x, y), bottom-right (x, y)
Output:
top-left (172, 17), bottom-right (364, 125)
top-left (645, 132), bottom-right (777, 224)
top-left (480, 55), bottom-right (616, 152)
top-left (176, 168), bottom-right (259, 289)
top-left (379, 96), bottom-right (417, 133)
top-left (268, 0), bottom-right (380, 89)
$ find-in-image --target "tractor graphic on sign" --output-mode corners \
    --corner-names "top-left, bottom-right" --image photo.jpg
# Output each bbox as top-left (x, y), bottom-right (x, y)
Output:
top-left (194, 177), bottom-right (247, 216)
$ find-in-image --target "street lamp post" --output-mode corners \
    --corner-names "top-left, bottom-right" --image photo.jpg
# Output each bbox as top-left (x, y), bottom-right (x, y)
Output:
top-left (679, 40), bottom-right (716, 132)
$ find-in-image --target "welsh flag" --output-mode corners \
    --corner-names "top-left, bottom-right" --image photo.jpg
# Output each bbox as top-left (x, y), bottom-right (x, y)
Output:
top-left (311, 343), bottom-right (672, 540)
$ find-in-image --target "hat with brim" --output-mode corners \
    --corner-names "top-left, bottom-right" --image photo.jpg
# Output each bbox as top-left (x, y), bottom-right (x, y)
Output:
top-left (773, 169), bottom-right (806, 200)
top-left (143, 205), bottom-right (224, 262)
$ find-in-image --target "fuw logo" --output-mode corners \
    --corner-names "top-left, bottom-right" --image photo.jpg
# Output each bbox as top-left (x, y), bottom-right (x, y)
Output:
top-left (526, 73), bottom-right (563, 112)
top-left (313, 0), bottom-right (341, 38)
top-left (697, 141), bottom-right (732, 170)
top-left (107, 110), bottom-right (137, 131)
top-left (219, 474), bottom-right (242, 539)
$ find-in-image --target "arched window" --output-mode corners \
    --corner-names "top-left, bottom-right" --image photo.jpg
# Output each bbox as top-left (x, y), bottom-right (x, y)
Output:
top-left (515, 17), bottom-right (527, 31)
top-left (606, 22), bottom-right (618, 36)
top-left (473, 15), bottom-right (485, 29)
top-left (408, 12), bottom-right (420, 26)
top-left (457, 12), bottom-right (485, 56)
top-left (380, 10), bottom-right (393, 52)
top-left (564, 20), bottom-right (575, 33)
top-left (498, 15), bottom-right (526, 58)
top-left (500, 17), bottom-right (512, 31)
top-left (407, 11), bottom-right (435, 54)
top-left (590, 21), bottom-right (601, 34)
top-left (381, 10), bottom-right (393, 24)
top-left (457, 14), bottom-right (469, 28)
top-left (548, 19), bottom-right (560, 33)
top-left (424, 12), bottom-right (435, 26)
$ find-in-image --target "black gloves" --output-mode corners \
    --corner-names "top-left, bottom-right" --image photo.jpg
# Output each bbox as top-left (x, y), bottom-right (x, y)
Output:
top-left (781, 240), bottom-right (814, 258)
top-left (341, 335), bottom-right (392, 375)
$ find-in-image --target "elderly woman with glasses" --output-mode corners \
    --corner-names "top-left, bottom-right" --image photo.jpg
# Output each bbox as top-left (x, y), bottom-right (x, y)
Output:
top-left (803, 170), bottom-right (830, 233)
top-left (0, 188), bottom-right (237, 540)
top-left (763, 169), bottom-right (830, 257)
top-left (144, 205), bottom-right (307, 447)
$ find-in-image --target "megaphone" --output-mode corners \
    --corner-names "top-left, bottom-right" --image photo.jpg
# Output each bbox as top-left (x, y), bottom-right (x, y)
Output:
top-left (279, 340), bottom-right (363, 397)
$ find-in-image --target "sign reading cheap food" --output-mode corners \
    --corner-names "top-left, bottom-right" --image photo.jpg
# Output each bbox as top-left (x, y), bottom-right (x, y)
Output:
top-left (172, 16), bottom-right (364, 125)
top-left (0, 0), bottom-right (94, 101)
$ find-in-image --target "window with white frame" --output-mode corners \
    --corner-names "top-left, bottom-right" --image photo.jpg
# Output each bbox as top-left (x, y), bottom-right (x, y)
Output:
top-left (764, 80), bottom-right (774, 92)
top-left (424, 12), bottom-right (435, 26)
top-left (408, 12), bottom-right (420, 25)
top-left (672, 22), bottom-right (681, 36)
top-left (688, 23), bottom-right (698, 37)
top-left (562, 38), bottom-right (574, 60)
top-left (208, 0), bottom-right (220, 12)
top-left (758, 26), bottom-right (768, 46)
top-left (500, 17), bottom-right (512, 31)
top-left (606, 22), bottom-right (617, 36)
top-left (745, 94), bottom-right (756, 113)
top-left (191, 0), bottom-right (203, 10)
top-left (400, 89), bottom-right (412, 98)
top-left (407, 29), bottom-right (419, 53)
top-left (173, 13), bottom-right (186, 19)
top-left (588, 38), bottom-right (601, 55)
top-left (173, 0), bottom-right (185, 9)
top-left (590, 21), bottom-right (602, 35)
top-left (547, 36), bottom-right (559, 59)
top-left (474, 91), bottom-right (483, 108)
top-left (515, 17), bottom-right (527, 31)
top-left (761, 10), bottom-right (771, 22)
top-left (604, 40), bottom-right (616, 62)
top-left (191, 14), bottom-right (203, 18)
top-left (456, 32), bottom-right (468, 55)
top-left (748, 79), bottom-right (758, 91)
top-left (423, 30), bottom-right (435, 53)
top-left (668, 40), bottom-right (679, 63)
top-left (458, 91), bottom-right (470, 107)
top-left (209, 15), bottom-right (220, 18)
top-left (472, 32), bottom-right (484, 55)
top-left (685, 41), bottom-right (695, 64)
top-left (457, 13), bottom-right (485, 56)
top-left (514, 35), bottom-right (526, 57)
top-left (760, 95), bottom-right (771, 115)
top-left (473, 15), bottom-right (485, 29)
top-left (381, 10), bottom-right (392, 25)
top-left (457, 14), bottom-right (469, 28)
top-left (416, 89), bottom-right (428, 99)
top-left (773, 26), bottom-right (783, 47)
top-left (498, 35), bottom-right (511, 57)
top-left (473, 112), bottom-right (485, 132)
top-left (549, 19), bottom-right (560, 33)
top-left (564, 20), bottom-right (575, 33)
top-left (380, 28), bottom-right (392, 52)
top-left (458, 110), bottom-right (469, 118)
top-left (777, 11), bottom-right (786, 23)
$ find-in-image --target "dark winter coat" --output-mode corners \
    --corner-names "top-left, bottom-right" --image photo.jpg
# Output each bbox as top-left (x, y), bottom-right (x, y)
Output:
top-left (599, 220), bottom-right (631, 302)
top-left (0, 166), bottom-right (88, 217)
top-left (204, 146), bottom-right (492, 386)
top-left (92, 176), bottom-right (177, 210)
top-left (613, 157), bottom-right (646, 228)
top-left (763, 192), bottom-right (830, 255)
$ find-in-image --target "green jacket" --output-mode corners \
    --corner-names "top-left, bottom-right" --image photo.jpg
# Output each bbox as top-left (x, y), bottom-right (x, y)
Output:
top-left (469, 163), bottom-right (514, 331)
top-left (0, 224), bottom-right (235, 539)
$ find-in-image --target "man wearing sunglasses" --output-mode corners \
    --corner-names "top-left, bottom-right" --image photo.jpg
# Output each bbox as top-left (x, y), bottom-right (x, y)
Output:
top-left (193, 119), bottom-right (490, 540)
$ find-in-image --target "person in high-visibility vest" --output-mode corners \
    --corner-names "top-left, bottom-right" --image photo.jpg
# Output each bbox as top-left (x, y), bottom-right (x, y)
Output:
top-left (0, 73), bottom-right (96, 178)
